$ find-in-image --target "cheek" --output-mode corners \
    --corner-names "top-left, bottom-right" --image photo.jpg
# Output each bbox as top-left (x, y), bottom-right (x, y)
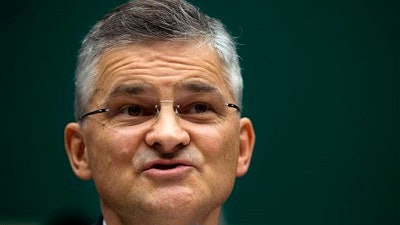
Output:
top-left (190, 125), bottom-right (240, 202)
top-left (85, 127), bottom-right (144, 171)
top-left (191, 124), bottom-right (240, 171)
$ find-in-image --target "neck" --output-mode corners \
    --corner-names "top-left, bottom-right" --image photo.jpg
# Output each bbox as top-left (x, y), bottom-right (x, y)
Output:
top-left (101, 203), bottom-right (222, 225)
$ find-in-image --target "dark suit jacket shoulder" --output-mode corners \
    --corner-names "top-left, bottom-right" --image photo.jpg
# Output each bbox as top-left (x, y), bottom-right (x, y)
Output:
top-left (92, 216), bottom-right (103, 225)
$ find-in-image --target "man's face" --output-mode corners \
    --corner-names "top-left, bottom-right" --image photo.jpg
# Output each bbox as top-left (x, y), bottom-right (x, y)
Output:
top-left (65, 41), bottom-right (254, 224)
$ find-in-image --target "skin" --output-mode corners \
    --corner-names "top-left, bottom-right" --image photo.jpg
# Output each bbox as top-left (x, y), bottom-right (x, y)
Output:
top-left (64, 41), bottom-right (255, 225)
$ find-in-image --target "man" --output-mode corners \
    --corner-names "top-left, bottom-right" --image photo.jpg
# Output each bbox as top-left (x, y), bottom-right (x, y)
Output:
top-left (64, 0), bottom-right (255, 224)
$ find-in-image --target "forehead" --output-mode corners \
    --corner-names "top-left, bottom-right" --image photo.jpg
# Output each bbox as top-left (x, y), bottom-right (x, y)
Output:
top-left (92, 41), bottom-right (231, 101)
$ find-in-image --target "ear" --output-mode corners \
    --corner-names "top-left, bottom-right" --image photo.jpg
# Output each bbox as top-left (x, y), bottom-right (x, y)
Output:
top-left (236, 118), bottom-right (255, 177)
top-left (64, 122), bottom-right (92, 180)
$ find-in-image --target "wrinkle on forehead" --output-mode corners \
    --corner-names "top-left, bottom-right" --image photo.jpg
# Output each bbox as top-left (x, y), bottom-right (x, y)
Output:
top-left (103, 79), bottom-right (223, 106)
top-left (90, 41), bottom-right (232, 106)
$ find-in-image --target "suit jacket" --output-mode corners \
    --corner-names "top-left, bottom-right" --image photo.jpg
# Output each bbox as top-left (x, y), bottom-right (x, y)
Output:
top-left (92, 216), bottom-right (103, 225)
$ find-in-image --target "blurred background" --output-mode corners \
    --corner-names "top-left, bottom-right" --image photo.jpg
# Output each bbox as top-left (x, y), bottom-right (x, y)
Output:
top-left (1, 0), bottom-right (398, 224)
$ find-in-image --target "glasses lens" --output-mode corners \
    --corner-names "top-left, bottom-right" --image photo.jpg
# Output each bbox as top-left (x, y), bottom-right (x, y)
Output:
top-left (90, 91), bottom-right (235, 127)
top-left (175, 92), bottom-right (228, 125)
top-left (105, 95), bottom-right (159, 126)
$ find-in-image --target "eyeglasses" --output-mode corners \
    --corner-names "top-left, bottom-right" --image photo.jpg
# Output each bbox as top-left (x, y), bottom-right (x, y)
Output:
top-left (78, 92), bottom-right (240, 127)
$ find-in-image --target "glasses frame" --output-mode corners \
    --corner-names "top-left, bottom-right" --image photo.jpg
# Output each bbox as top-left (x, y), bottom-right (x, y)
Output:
top-left (78, 102), bottom-right (240, 122)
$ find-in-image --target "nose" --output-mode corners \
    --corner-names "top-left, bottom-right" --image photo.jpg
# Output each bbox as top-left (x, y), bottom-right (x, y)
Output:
top-left (144, 102), bottom-right (190, 153)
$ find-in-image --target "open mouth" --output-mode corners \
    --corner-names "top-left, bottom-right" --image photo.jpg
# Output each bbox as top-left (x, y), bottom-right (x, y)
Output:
top-left (142, 160), bottom-right (195, 179)
top-left (142, 160), bottom-right (195, 178)
top-left (152, 163), bottom-right (182, 170)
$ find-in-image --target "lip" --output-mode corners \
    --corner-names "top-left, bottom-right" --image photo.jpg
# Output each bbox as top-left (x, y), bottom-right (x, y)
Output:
top-left (142, 159), bottom-right (196, 179)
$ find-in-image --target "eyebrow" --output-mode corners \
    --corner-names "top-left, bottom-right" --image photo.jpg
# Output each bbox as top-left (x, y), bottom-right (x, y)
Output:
top-left (108, 83), bottom-right (154, 98)
top-left (177, 80), bottom-right (219, 94)
top-left (105, 80), bottom-right (220, 101)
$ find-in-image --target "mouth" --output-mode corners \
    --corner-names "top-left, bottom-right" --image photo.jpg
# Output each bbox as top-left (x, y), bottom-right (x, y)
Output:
top-left (142, 160), bottom-right (195, 179)
top-left (152, 163), bottom-right (183, 170)
top-left (145, 160), bottom-right (192, 171)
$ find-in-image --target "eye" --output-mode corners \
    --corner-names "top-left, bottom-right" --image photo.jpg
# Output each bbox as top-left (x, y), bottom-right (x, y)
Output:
top-left (193, 103), bottom-right (211, 113)
top-left (179, 102), bottom-right (214, 114)
top-left (122, 104), bottom-right (143, 116)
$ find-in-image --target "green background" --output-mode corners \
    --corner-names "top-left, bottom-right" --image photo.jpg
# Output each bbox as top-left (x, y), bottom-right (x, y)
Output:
top-left (1, 0), bottom-right (398, 224)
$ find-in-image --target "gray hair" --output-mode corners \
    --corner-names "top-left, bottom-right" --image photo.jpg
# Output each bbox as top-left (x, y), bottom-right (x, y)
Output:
top-left (74, 0), bottom-right (243, 120)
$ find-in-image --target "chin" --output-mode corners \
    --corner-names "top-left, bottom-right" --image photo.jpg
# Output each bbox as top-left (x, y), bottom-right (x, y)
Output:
top-left (140, 186), bottom-right (212, 216)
